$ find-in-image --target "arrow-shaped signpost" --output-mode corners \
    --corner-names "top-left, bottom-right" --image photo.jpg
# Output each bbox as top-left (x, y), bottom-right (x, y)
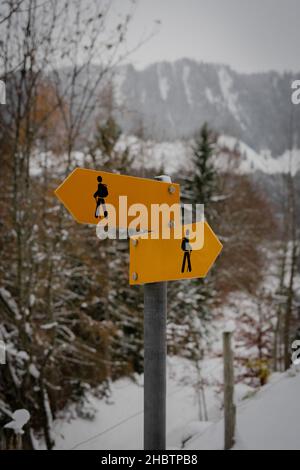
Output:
top-left (54, 168), bottom-right (180, 228)
top-left (55, 167), bottom-right (222, 450)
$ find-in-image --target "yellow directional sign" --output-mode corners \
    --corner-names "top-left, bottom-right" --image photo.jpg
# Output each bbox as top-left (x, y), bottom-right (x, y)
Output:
top-left (54, 168), bottom-right (180, 229)
top-left (129, 221), bottom-right (222, 285)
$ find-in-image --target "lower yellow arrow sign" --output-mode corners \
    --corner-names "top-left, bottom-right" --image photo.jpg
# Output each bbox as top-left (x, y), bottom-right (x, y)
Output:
top-left (129, 221), bottom-right (222, 285)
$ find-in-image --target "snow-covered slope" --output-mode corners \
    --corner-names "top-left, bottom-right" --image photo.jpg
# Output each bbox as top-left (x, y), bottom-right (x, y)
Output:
top-left (186, 366), bottom-right (300, 450)
top-left (115, 135), bottom-right (300, 176)
top-left (30, 134), bottom-right (300, 178)
top-left (217, 136), bottom-right (300, 176)
top-left (42, 358), bottom-right (300, 450)
top-left (40, 357), bottom-right (224, 450)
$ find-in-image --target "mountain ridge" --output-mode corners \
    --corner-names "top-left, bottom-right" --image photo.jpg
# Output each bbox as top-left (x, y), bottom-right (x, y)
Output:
top-left (113, 58), bottom-right (300, 156)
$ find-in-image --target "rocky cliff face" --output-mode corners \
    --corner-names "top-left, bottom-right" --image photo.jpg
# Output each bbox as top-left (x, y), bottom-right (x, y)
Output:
top-left (114, 59), bottom-right (300, 156)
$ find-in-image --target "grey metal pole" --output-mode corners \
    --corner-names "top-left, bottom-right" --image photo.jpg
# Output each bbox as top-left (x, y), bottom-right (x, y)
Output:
top-left (144, 281), bottom-right (167, 450)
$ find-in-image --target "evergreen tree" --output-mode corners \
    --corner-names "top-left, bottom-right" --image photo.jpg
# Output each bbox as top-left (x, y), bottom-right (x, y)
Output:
top-left (89, 116), bottom-right (134, 173)
top-left (169, 123), bottom-right (219, 420)
top-left (187, 122), bottom-right (218, 222)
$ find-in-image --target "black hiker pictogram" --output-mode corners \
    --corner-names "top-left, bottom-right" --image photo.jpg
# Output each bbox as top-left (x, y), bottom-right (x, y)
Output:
top-left (94, 175), bottom-right (108, 218)
top-left (181, 229), bottom-right (192, 273)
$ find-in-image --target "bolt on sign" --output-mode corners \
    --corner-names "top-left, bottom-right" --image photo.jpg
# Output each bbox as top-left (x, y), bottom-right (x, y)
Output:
top-left (54, 168), bottom-right (180, 230)
top-left (129, 221), bottom-right (222, 285)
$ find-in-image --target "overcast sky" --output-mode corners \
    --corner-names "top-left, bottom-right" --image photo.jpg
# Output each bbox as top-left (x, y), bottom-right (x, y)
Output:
top-left (114, 0), bottom-right (300, 73)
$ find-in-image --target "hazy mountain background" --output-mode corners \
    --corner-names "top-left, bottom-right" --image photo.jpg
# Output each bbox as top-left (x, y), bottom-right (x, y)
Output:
top-left (44, 59), bottom-right (300, 225)
top-left (113, 59), bottom-right (299, 156)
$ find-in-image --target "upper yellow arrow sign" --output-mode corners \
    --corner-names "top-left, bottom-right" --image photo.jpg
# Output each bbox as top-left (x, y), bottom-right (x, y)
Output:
top-left (129, 221), bottom-right (222, 285)
top-left (54, 168), bottom-right (180, 229)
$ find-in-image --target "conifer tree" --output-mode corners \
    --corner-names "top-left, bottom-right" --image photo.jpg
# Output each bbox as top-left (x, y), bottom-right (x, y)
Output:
top-left (187, 122), bottom-right (218, 222)
top-left (169, 123), bottom-right (219, 420)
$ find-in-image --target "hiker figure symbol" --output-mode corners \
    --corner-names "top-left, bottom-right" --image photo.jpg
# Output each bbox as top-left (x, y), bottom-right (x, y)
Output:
top-left (94, 175), bottom-right (108, 218)
top-left (181, 229), bottom-right (192, 273)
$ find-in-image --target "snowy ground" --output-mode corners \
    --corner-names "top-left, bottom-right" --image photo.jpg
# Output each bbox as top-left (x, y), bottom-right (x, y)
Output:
top-left (43, 255), bottom-right (300, 451)
top-left (49, 356), bottom-right (224, 450)
top-left (186, 365), bottom-right (300, 450)
top-left (45, 359), bottom-right (300, 451)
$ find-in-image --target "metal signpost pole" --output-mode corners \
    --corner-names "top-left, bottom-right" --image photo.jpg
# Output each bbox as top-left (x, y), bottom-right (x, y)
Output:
top-left (144, 281), bottom-right (167, 450)
top-left (143, 174), bottom-right (172, 450)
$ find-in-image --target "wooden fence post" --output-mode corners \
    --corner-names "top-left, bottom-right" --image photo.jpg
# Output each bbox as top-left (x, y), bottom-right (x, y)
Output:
top-left (223, 331), bottom-right (236, 450)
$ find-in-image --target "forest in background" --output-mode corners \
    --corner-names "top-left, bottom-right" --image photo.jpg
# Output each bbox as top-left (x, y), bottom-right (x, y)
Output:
top-left (0, 0), bottom-right (299, 449)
